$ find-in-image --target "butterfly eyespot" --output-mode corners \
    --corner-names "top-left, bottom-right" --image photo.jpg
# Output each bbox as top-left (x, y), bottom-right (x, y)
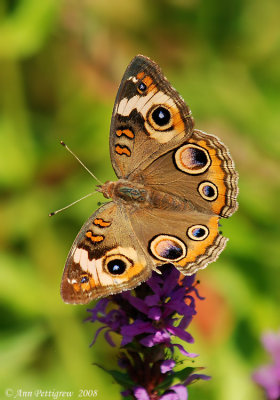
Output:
top-left (175, 144), bottom-right (211, 174)
top-left (137, 81), bottom-right (147, 93)
top-left (198, 181), bottom-right (218, 201)
top-left (104, 254), bottom-right (132, 276)
top-left (187, 225), bottom-right (209, 241)
top-left (147, 105), bottom-right (173, 131)
top-left (80, 275), bottom-right (89, 284)
top-left (107, 259), bottom-right (126, 275)
top-left (152, 106), bottom-right (171, 126)
top-left (149, 235), bottom-right (187, 262)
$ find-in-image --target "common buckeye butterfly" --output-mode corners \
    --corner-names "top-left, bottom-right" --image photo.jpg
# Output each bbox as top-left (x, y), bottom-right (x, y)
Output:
top-left (60, 55), bottom-right (238, 304)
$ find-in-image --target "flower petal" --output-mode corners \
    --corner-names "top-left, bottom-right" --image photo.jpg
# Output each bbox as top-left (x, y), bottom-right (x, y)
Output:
top-left (172, 343), bottom-right (198, 358)
top-left (148, 306), bottom-right (162, 320)
top-left (133, 386), bottom-right (150, 400)
top-left (161, 359), bottom-right (176, 373)
top-left (166, 325), bottom-right (194, 343)
top-left (140, 331), bottom-right (170, 347)
top-left (162, 268), bottom-right (180, 296)
top-left (253, 364), bottom-right (280, 400)
top-left (104, 330), bottom-right (116, 347)
top-left (146, 294), bottom-right (160, 306)
top-left (170, 384), bottom-right (188, 400)
top-left (86, 299), bottom-right (109, 322)
top-left (160, 394), bottom-right (178, 400)
top-left (160, 384), bottom-right (188, 400)
top-left (121, 321), bottom-right (156, 337)
top-left (89, 326), bottom-right (107, 347)
top-left (184, 373), bottom-right (211, 385)
top-left (121, 292), bottom-right (149, 314)
top-left (262, 331), bottom-right (280, 363)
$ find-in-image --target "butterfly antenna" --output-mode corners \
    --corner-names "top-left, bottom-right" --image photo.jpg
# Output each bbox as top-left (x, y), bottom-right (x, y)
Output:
top-left (49, 191), bottom-right (98, 217)
top-left (60, 141), bottom-right (103, 185)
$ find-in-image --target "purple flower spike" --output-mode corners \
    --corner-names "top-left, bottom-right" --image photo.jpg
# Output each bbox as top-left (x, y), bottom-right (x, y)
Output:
top-left (253, 330), bottom-right (280, 400)
top-left (87, 264), bottom-right (209, 398)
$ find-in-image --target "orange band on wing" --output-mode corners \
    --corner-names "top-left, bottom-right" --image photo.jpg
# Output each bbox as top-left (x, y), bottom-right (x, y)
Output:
top-left (116, 129), bottom-right (135, 139)
top-left (137, 72), bottom-right (145, 80)
top-left (72, 276), bottom-right (96, 292)
top-left (188, 137), bottom-right (226, 215)
top-left (85, 231), bottom-right (104, 243)
top-left (142, 76), bottom-right (156, 93)
top-left (115, 145), bottom-right (131, 157)
top-left (170, 104), bottom-right (185, 135)
top-left (178, 216), bottom-right (220, 266)
top-left (93, 218), bottom-right (111, 227)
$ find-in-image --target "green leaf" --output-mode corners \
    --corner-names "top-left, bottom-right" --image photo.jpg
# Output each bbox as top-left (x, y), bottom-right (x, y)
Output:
top-left (93, 364), bottom-right (134, 388)
top-left (173, 366), bottom-right (196, 381)
top-left (107, 370), bottom-right (134, 387)
top-left (155, 374), bottom-right (175, 392)
top-left (155, 367), bottom-right (196, 392)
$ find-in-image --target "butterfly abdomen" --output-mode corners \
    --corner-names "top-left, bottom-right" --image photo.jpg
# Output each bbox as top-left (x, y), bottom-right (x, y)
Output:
top-left (147, 187), bottom-right (193, 212)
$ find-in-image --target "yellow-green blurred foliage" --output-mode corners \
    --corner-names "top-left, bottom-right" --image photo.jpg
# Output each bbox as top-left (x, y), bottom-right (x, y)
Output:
top-left (0, 1), bottom-right (279, 399)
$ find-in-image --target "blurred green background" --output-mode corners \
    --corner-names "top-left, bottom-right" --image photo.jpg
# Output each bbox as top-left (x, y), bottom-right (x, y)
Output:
top-left (0, 0), bottom-right (279, 399)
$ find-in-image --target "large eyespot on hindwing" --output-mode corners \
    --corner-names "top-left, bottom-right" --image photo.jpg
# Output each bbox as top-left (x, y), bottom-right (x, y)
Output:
top-left (187, 225), bottom-right (209, 241)
top-left (149, 235), bottom-right (187, 262)
top-left (103, 254), bottom-right (132, 276)
top-left (174, 143), bottom-right (211, 174)
top-left (147, 105), bottom-right (173, 131)
top-left (198, 181), bottom-right (218, 201)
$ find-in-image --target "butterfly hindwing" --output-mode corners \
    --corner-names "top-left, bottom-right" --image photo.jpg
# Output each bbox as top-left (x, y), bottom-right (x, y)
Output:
top-left (136, 129), bottom-right (238, 218)
top-left (127, 206), bottom-right (227, 276)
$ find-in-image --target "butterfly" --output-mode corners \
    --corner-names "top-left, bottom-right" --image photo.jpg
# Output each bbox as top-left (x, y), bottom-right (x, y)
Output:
top-left (61, 55), bottom-right (238, 304)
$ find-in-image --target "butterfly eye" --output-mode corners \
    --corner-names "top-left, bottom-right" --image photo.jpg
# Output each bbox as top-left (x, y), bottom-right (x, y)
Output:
top-left (137, 81), bottom-right (147, 93)
top-left (148, 105), bottom-right (173, 131)
top-left (104, 255), bottom-right (132, 276)
top-left (187, 225), bottom-right (209, 241)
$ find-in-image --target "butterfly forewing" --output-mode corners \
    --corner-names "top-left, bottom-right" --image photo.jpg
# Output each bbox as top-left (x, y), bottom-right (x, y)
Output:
top-left (61, 202), bottom-right (152, 304)
top-left (109, 55), bottom-right (194, 179)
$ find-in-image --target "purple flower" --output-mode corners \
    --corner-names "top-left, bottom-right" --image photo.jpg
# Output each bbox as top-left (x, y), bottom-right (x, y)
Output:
top-left (252, 330), bottom-right (280, 400)
top-left (133, 384), bottom-right (188, 400)
top-left (87, 264), bottom-right (210, 398)
top-left (87, 298), bottom-right (129, 347)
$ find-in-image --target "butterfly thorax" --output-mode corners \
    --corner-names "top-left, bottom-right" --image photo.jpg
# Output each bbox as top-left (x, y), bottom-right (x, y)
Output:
top-left (98, 180), bottom-right (193, 212)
